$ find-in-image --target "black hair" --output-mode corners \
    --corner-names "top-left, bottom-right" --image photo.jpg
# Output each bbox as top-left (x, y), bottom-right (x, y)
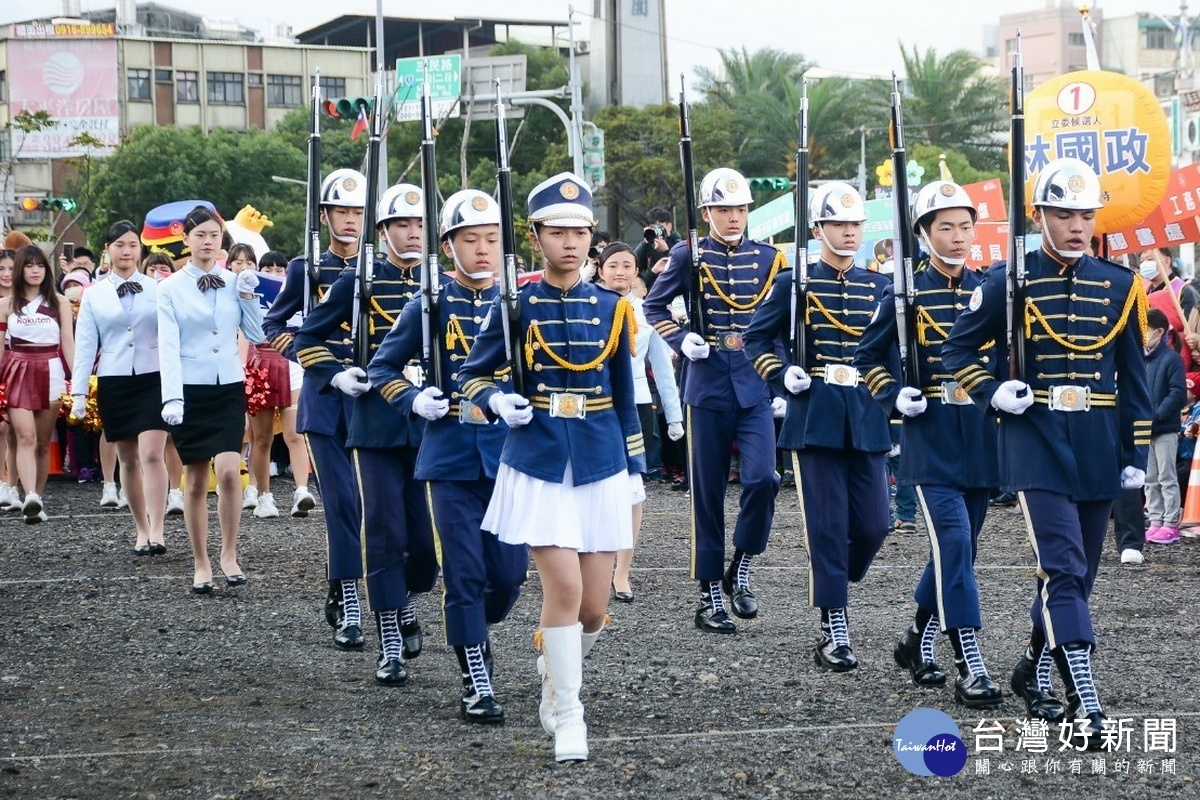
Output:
top-left (13, 245), bottom-right (57, 301)
top-left (104, 220), bottom-right (140, 248)
top-left (182, 206), bottom-right (222, 235)
top-left (598, 242), bottom-right (635, 270)
top-left (226, 243), bottom-right (257, 267)
top-left (592, 230), bottom-right (611, 247)
top-left (1147, 308), bottom-right (1170, 332)
top-left (259, 250), bottom-right (288, 269)
top-left (73, 246), bottom-right (96, 262)
top-left (647, 207), bottom-right (671, 223)
top-left (141, 252), bottom-right (175, 273)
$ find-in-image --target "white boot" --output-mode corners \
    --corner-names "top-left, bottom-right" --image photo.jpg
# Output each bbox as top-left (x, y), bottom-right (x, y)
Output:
top-left (538, 619), bottom-right (603, 736)
top-left (541, 623), bottom-right (587, 763)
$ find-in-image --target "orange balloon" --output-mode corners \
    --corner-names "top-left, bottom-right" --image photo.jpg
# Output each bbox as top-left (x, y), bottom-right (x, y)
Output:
top-left (1024, 70), bottom-right (1170, 233)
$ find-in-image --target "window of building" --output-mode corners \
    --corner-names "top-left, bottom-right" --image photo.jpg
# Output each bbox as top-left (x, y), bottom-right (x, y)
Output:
top-left (0, 70), bottom-right (7, 103)
top-left (1068, 32), bottom-right (1085, 47)
top-left (127, 68), bottom-right (151, 101)
top-left (319, 76), bottom-right (346, 98)
top-left (176, 70), bottom-right (199, 103)
top-left (207, 72), bottom-right (244, 104)
top-left (267, 74), bottom-right (303, 107)
top-left (247, 73), bottom-right (263, 87)
top-left (1004, 38), bottom-right (1017, 54)
top-left (155, 69), bottom-right (172, 83)
top-left (1145, 30), bottom-right (1170, 50)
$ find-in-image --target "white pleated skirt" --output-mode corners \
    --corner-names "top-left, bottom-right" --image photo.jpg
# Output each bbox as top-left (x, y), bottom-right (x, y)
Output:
top-left (484, 462), bottom-right (645, 553)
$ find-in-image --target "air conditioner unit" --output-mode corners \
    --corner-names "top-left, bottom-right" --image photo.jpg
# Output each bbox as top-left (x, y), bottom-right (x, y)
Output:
top-left (1186, 113), bottom-right (1200, 151)
top-left (576, 41), bottom-right (590, 55)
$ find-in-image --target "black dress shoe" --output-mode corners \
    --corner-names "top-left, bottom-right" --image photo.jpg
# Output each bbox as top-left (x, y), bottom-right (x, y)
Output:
top-left (954, 673), bottom-right (1003, 708)
top-left (375, 655), bottom-right (408, 685)
top-left (694, 604), bottom-right (737, 634)
top-left (191, 582), bottom-right (213, 595)
top-left (814, 638), bottom-right (858, 672)
top-left (149, 542), bottom-right (167, 555)
top-left (333, 624), bottom-right (365, 650)
top-left (893, 628), bottom-right (946, 687)
top-left (133, 544), bottom-right (152, 556)
top-left (401, 619), bottom-right (423, 659)
top-left (990, 491), bottom-right (1018, 508)
top-left (721, 576), bottom-right (758, 619)
top-left (1065, 708), bottom-right (1110, 751)
top-left (1010, 656), bottom-right (1066, 722)
top-left (461, 691), bottom-right (505, 724)
top-left (324, 581), bottom-right (343, 629)
top-left (225, 574), bottom-right (247, 587)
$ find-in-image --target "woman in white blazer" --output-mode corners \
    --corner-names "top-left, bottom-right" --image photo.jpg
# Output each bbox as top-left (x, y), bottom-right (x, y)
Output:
top-left (71, 220), bottom-right (170, 555)
top-left (157, 206), bottom-right (264, 594)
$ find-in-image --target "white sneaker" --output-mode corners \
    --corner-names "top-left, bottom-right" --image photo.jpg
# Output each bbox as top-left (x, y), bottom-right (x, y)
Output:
top-left (100, 482), bottom-right (120, 508)
top-left (291, 486), bottom-right (316, 518)
top-left (269, 461), bottom-right (280, 477)
top-left (166, 488), bottom-right (184, 515)
top-left (116, 487), bottom-right (128, 509)
top-left (253, 491), bottom-right (279, 518)
top-left (242, 485), bottom-right (259, 510)
top-left (22, 492), bottom-right (43, 524)
top-left (7, 485), bottom-right (20, 511)
top-left (0, 483), bottom-right (12, 510)
top-left (1120, 548), bottom-right (1145, 565)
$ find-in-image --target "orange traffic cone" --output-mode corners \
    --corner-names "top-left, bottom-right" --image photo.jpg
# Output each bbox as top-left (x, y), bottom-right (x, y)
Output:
top-left (48, 429), bottom-right (63, 476)
top-left (1180, 443), bottom-right (1200, 529)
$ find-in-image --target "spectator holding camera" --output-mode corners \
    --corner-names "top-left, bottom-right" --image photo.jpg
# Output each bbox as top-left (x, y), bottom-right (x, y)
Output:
top-left (634, 207), bottom-right (681, 291)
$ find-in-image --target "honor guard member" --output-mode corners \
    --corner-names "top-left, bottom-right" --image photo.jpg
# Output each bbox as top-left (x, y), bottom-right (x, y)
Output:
top-left (642, 168), bottom-right (785, 634)
top-left (853, 181), bottom-right (1003, 706)
top-left (457, 173), bottom-right (644, 763)
top-left (942, 158), bottom-right (1151, 747)
top-left (368, 189), bottom-right (528, 722)
top-left (743, 182), bottom-right (891, 672)
top-left (293, 183), bottom-right (438, 686)
top-left (263, 168), bottom-right (366, 647)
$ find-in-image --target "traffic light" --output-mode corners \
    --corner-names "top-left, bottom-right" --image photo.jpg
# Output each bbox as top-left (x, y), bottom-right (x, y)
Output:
top-left (19, 196), bottom-right (77, 212)
top-left (748, 177), bottom-right (791, 192)
top-left (323, 97), bottom-right (374, 120)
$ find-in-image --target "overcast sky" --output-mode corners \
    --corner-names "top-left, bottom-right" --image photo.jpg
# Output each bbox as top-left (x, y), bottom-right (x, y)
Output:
top-left (4, 0), bottom-right (1192, 81)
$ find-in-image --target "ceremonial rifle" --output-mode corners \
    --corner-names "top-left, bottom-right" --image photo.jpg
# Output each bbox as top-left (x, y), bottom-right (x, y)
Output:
top-left (1008, 33), bottom-right (1027, 381)
top-left (419, 62), bottom-right (443, 390)
top-left (678, 75), bottom-right (705, 339)
top-left (889, 73), bottom-right (920, 387)
top-left (303, 69), bottom-right (322, 317)
top-left (791, 80), bottom-right (810, 365)
top-left (351, 72), bottom-right (384, 371)
top-left (493, 80), bottom-right (525, 395)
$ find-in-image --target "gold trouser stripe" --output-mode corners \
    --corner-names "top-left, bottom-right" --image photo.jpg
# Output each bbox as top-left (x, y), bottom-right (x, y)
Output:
top-left (1018, 490), bottom-right (1057, 650)
top-left (687, 406), bottom-right (698, 580)
top-left (352, 448), bottom-right (372, 611)
top-left (425, 482), bottom-right (451, 648)
top-left (305, 434), bottom-right (332, 579)
top-left (914, 485), bottom-right (947, 628)
top-left (791, 451), bottom-right (816, 608)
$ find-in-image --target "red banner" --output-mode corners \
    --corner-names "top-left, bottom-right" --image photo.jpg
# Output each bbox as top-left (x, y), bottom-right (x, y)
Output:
top-left (968, 222), bottom-right (1009, 270)
top-left (1105, 162), bottom-right (1200, 256)
top-left (962, 179), bottom-right (1007, 223)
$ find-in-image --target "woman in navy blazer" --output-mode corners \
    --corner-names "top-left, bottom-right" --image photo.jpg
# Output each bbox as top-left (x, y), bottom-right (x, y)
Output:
top-left (157, 207), bottom-right (264, 594)
top-left (71, 220), bottom-right (170, 555)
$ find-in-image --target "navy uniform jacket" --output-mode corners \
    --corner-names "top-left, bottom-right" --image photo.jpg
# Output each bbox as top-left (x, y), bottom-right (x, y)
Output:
top-left (853, 262), bottom-right (1000, 488)
top-left (457, 278), bottom-right (646, 485)
top-left (294, 258), bottom-right (424, 450)
top-left (368, 274), bottom-right (509, 482)
top-left (941, 250), bottom-right (1151, 501)
top-left (264, 251), bottom-right (355, 436)
top-left (743, 262), bottom-right (891, 453)
top-left (642, 236), bottom-right (784, 410)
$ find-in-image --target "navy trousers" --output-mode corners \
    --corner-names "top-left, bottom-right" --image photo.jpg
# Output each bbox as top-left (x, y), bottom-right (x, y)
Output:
top-left (428, 480), bottom-right (528, 646)
top-left (306, 432), bottom-right (362, 582)
top-left (353, 446), bottom-right (439, 613)
top-left (913, 485), bottom-right (991, 630)
top-left (793, 448), bottom-right (890, 608)
top-left (1021, 490), bottom-right (1112, 649)
top-left (687, 402), bottom-right (780, 581)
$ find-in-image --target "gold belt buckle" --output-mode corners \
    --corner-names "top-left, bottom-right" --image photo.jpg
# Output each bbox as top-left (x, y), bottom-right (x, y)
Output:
top-left (1049, 385), bottom-right (1090, 412)
top-left (823, 365), bottom-right (860, 387)
top-left (940, 381), bottom-right (972, 406)
top-left (549, 392), bottom-right (587, 419)
top-left (458, 399), bottom-right (489, 425)
top-left (716, 331), bottom-right (744, 352)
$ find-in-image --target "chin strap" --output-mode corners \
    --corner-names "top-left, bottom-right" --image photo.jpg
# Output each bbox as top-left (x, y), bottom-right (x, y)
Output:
top-left (1041, 225), bottom-right (1084, 260)
top-left (816, 225), bottom-right (857, 258)
top-left (919, 227), bottom-right (967, 267)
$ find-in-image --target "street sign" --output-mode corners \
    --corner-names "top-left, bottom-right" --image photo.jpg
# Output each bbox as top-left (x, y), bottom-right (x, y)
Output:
top-left (394, 55), bottom-right (461, 122)
top-left (747, 191), bottom-right (794, 240)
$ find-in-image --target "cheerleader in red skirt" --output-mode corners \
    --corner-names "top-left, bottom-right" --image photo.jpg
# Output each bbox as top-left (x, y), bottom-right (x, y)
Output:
top-left (0, 246), bottom-right (76, 523)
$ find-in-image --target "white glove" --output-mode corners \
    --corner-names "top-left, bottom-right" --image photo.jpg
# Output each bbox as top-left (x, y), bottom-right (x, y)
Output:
top-left (412, 386), bottom-right (449, 421)
top-left (784, 365), bottom-right (812, 394)
top-left (680, 332), bottom-right (710, 361)
top-left (161, 399), bottom-right (184, 426)
top-left (488, 392), bottom-right (533, 427)
top-left (990, 380), bottom-right (1034, 415)
top-left (70, 395), bottom-right (88, 420)
top-left (895, 386), bottom-right (928, 418)
top-left (888, 442), bottom-right (901, 458)
top-left (1121, 466), bottom-right (1146, 490)
top-left (667, 421), bottom-right (685, 441)
top-left (331, 367), bottom-right (371, 397)
top-left (236, 270), bottom-right (259, 294)
top-left (772, 396), bottom-right (787, 418)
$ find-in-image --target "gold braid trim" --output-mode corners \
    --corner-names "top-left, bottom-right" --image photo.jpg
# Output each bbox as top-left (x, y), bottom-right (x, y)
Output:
top-left (915, 306), bottom-right (994, 350)
top-left (524, 297), bottom-right (637, 372)
top-left (1024, 278), bottom-right (1147, 353)
top-left (806, 294), bottom-right (864, 337)
top-left (367, 298), bottom-right (397, 336)
top-left (446, 316), bottom-right (470, 355)
top-left (698, 250), bottom-right (785, 311)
